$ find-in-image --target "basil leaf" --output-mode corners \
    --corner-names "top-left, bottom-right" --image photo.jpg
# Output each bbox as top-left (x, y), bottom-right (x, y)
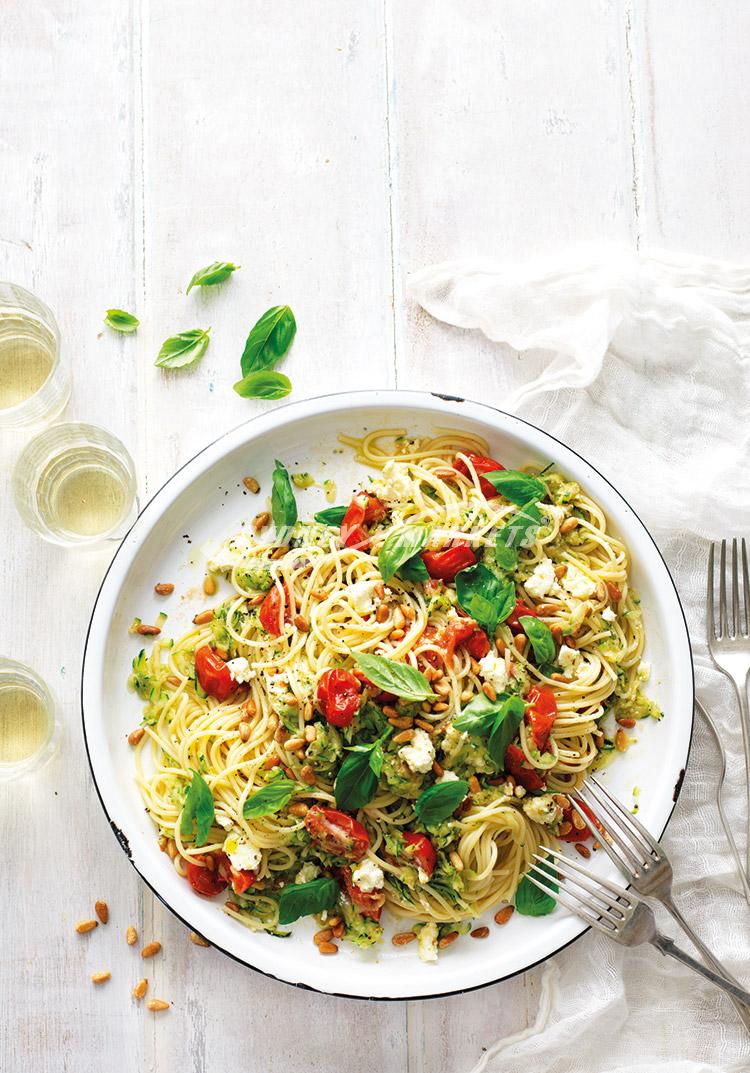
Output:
top-left (455, 563), bottom-right (515, 636)
top-left (104, 308), bottom-right (139, 334)
top-left (377, 524), bottom-right (431, 583)
top-left (242, 777), bottom-right (296, 818)
top-left (515, 859), bottom-right (558, 917)
top-left (314, 505), bottom-right (347, 526)
top-left (486, 695), bottom-right (525, 767)
top-left (518, 616), bottom-right (555, 665)
top-left (484, 470), bottom-right (546, 506)
top-left (155, 327), bottom-right (211, 369)
top-left (397, 554), bottom-right (430, 583)
top-left (180, 770), bottom-right (214, 846)
top-left (495, 501), bottom-right (543, 571)
top-left (233, 370), bottom-right (292, 400)
top-left (335, 741), bottom-right (383, 811)
top-left (271, 459), bottom-right (297, 538)
top-left (278, 877), bottom-right (339, 926)
top-left (352, 652), bottom-right (435, 701)
top-left (186, 261), bottom-right (240, 294)
top-left (453, 692), bottom-right (508, 737)
top-left (414, 780), bottom-right (469, 826)
top-left (240, 304), bottom-right (297, 376)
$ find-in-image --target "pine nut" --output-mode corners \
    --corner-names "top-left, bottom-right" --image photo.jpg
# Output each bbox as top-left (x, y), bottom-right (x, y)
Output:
top-left (432, 701), bottom-right (449, 713)
top-left (76, 920), bottom-right (98, 934)
top-left (285, 736), bottom-right (305, 751)
top-left (126, 926), bottom-right (138, 946)
top-left (449, 850), bottom-right (464, 873)
top-left (281, 765), bottom-right (295, 780)
top-left (91, 972), bottom-right (111, 985)
top-left (318, 941), bottom-right (338, 955)
top-left (572, 810), bottom-right (587, 830)
top-left (471, 926), bottom-right (490, 939)
top-left (551, 673), bottom-right (570, 683)
top-left (387, 715), bottom-right (413, 729)
top-left (270, 545), bottom-right (289, 560)
top-left (304, 725), bottom-right (317, 742)
top-left (166, 839), bottom-right (178, 861)
top-left (535, 603), bottom-right (560, 616)
top-left (554, 564), bottom-right (567, 580)
top-left (376, 604), bottom-right (389, 623)
top-left (263, 754), bottom-right (281, 769)
top-left (167, 675), bottom-right (181, 686)
top-left (202, 575), bottom-right (217, 596)
top-left (239, 721), bottom-right (251, 743)
top-left (288, 802), bottom-right (308, 817)
top-left (553, 794), bottom-right (568, 808)
top-left (389, 628), bottom-right (405, 641)
top-left (248, 593), bottom-right (265, 606)
top-left (482, 681), bottom-right (496, 701)
top-left (95, 900), bottom-right (109, 925)
top-left (147, 999), bottom-right (170, 1011)
top-left (615, 728), bottom-right (629, 752)
top-left (560, 517), bottom-right (579, 533)
top-left (468, 775), bottom-right (481, 795)
top-left (606, 581), bottom-right (622, 602)
top-left (392, 607), bottom-right (405, 630)
top-left (294, 614), bottom-right (309, 632)
top-left (282, 693), bottom-right (299, 708)
top-left (574, 843), bottom-right (591, 858)
top-left (392, 931), bottom-right (417, 946)
top-left (311, 589), bottom-right (327, 601)
top-left (243, 476), bottom-right (260, 494)
top-left (331, 921), bottom-right (344, 937)
top-left (514, 635), bottom-right (527, 654)
top-left (300, 765), bottom-right (317, 785)
top-left (128, 727), bottom-right (145, 746)
top-left (382, 705), bottom-right (399, 719)
top-left (403, 604), bottom-right (416, 621)
top-left (154, 583), bottom-right (174, 595)
top-left (551, 626), bottom-right (563, 644)
top-left (469, 658), bottom-right (481, 675)
top-left (495, 637), bottom-right (506, 655)
top-left (617, 717), bottom-right (636, 728)
top-left (438, 931), bottom-right (459, 948)
top-left (136, 623), bottom-right (161, 636)
top-left (225, 901), bottom-right (240, 912)
top-left (274, 725), bottom-right (288, 743)
top-left (327, 916), bottom-right (342, 928)
top-left (432, 759), bottom-right (444, 777)
top-left (414, 718), bottom-right (435, 734)
top-left (193, 609), bottom-right (213, 625)
top-left (141, 941), bottom-right (161, 959)
top-left (303, 700), bottom-right (314, 722)
top-left (393, 729), bottom-right (414, 744)
top-left (460, 688), bottom-right (474, 703)
top-left (252, 512), bottom-right (270, 533)
top-left (314, 928), bottom-right (333, 945)
top-left (433, 679), bottom-right (451, 696)
top-left (494, 906), bottom-right (514, 926)
top-left (133, 978), bottom-right (148, 1000)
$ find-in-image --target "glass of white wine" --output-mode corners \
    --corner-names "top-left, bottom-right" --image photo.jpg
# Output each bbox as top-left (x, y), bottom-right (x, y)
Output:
top-left (0, 658), bottom-right (61, 782)
top-left (12, 422), bottom-right (139, 547)
top-left (0, 282), bottom-right (70, 429)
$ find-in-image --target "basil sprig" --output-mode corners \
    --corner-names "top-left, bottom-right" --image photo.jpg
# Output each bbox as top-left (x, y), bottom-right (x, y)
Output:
top-left (314, 505), bottom-right (347, 526)
top-left (353, 652), bottom-right (435, 701)
top-left (484, 470), bottom-right (546, 506)
top-left (454, 693), bottom-right (525, 767)
top-left (414, 779), bottom-right (469, 826)
top-left (104, 308), bottom-right (139, 334)
top-left (155, 327), bottom-right (211, 369)
top-left (240, 305), bottom-right (297, 376)
top-left (278, 877), bottom-right (339, 926)
top-left (518, 616), bottom-right (555, 665)
top-left (234, 370), bottom-right (292, 400)
top-left (334, 732), bottom-right (390, 811)
top-left (515, 859), bottom-right (558, 917)
top-left (377, 524), bottom-right (431, 583)
top-left (495, 501), bottom-right (543, 572)
top-left (271, 460), bottom-right (298, 538)
top-left (180, 770), bottom-right (215, 846)
top-left (186, 261), bottom-right (240, 294)
top-left (243, 777), bottom-right (297, 818)
top-left (455, 563), bottom-right (515, 636)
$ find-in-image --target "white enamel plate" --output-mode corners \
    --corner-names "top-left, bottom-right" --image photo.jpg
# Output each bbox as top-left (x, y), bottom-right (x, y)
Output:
top-left (81, 391), bottom-right (694, 1000)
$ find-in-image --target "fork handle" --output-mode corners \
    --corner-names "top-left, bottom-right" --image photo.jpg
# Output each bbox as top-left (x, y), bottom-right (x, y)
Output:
top-left (652, 932), bottom-right (750, 1008)
top-left (730, 675), bottom-right (750, 878)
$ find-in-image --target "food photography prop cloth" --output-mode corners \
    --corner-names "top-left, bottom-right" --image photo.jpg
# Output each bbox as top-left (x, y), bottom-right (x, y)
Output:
top-left (409, 247), bottom-right (750, 1073)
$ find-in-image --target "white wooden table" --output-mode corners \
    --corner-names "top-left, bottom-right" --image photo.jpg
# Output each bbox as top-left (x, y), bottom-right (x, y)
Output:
top-left (2, 3), bottom-right (748, 1070)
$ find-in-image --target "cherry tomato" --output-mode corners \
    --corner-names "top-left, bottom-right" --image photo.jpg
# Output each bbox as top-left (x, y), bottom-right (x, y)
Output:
top-left (454, 453), bottom-right (506, 498)
top-left (194, 645), bottom-right (237, 701)
top-left (465, 629), bottom-right (490, 659)
top-left (229, 867), bottom-right (257, 894)
top-left (440, 617), bottom-right (490, 665)
top-left (317, 668), bottom-right (362, 727)
top-left (186, 859), bottom-right (229, 897)
top-left (559, 800), bottom-right (598, 842)
top-left (505, 743), bottom-right (546, 792)
top-left (421, 540), bottom-right (477, 582)
top-left (525, 685), bottom-right (558, 751)
top-left (340, 493), bottom-right (387, 550)
top-left (342, 866), bottom-right (385, 921)
top-left (403, 832), bottom-right (437, 880)
top-left (259, 585), bottom-right (291, 637)
top-left (506, 599), bottom-right (537, 633)
top-left (305, 806), bottom-right (370, 861)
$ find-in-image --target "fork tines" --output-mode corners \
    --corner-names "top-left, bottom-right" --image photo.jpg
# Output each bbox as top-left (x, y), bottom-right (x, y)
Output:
top-left (571, 777), bottom-right (657, 877)
top-left (527, 848), bottom-right (633, 935)
top-left (708, 538), bottom-right (750, 640)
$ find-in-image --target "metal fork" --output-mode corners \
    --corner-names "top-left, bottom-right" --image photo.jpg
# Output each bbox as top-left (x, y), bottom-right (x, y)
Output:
top-left (571, 775), bottom-right (750, 1029)
top-left (527, 851), bottom-right (750, 1008)
top-left (707, 538), bottom-right (750, 876)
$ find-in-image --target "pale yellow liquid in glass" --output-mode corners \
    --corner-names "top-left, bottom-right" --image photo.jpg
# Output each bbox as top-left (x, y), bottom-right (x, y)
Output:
top-left (0, 313), bottom-right (55, 409)
top-left (49, 460), bottom-right (129, 537)
top-left (0, 686), bottom-right (49, 763)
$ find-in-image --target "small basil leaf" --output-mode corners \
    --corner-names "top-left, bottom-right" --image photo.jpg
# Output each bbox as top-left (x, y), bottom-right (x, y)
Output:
top-left (314, 505), bottom-right (347, 526)
top-left (242, 777), bottom-right (297, 818)
top-left (233, 369), bottom-right (292, 400)
top-left (484, 470), bottom-right (546, 506)
top-left (180, 769), bottom-right (214, 846)
top-left (455, 563), bottom-right (514, 636)
top-left (495, 501), bottom-right (542, 571)
top-left (453, 693), bottom-right (509, 738)
top-left (155, 327), bottom-right (211, 369)
top-left (414, 780), bottom-right (469, 826)
top-left (352, 652), bottom-right (435, 701)
top-left (104, 308), bottom-right (139, 334)
top-left (278, 877), bottom-right (339, 926)
top-left (486, 695), bottom-right (526, 767)
top-left (518, 616), bottom-right (556, 665)
top-left (515, 859), bottom-right (558, 917)
top-left (240, 304), bottom-right (297, 376)
top-left (186, 261), bottom-right (240, 294)
top-left (335, 746), bottom-right (380, 810)
top-left (271, 460), bottom-right (298, 539)
top-left (377, 524), bottom-right (431, 583)
top-left (397, 554), bottom-right (430, 583)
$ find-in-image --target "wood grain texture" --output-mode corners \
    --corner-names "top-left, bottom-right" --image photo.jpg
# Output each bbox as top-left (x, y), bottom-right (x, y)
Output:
top-left (1, 2), bottom-right (747, 1071)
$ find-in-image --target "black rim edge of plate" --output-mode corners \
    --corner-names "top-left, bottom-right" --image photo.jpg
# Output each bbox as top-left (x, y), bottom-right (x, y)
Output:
top-left (79, 388), bottom-right (696, 1003)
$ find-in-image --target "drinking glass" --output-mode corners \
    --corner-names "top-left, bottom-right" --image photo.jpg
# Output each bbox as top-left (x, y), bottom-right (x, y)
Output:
top-left (0, 658), bottom-right (62, 782)
top-left (12, 422), bottom-right (139, 547)
top-left (0, 282), bottom-right (70, 429)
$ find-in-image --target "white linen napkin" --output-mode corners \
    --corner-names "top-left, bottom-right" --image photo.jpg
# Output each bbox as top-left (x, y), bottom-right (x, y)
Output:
top-left (409, 247), bottom-right (750, 1073)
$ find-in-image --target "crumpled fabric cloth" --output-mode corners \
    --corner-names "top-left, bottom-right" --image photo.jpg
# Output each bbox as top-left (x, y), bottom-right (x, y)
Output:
top-left (409, 248), bottom-right (750, 1073)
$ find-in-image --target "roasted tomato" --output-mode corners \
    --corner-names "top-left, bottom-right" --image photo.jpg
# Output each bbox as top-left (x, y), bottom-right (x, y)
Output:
top-left (340, 493), bottom-right (387, 550)
top-left (228, 867), bottom-right (257, 894)
top-left (559, 800), bottom-right (598, 842)
top-left (421, 540), bottom-right (477, 582)
top-left (440, 617), bottom-right (490, 664)
top-left (506, 599), bottom-right (537, 633)
top-left (186, 857), bottom-right (229, 897)
top-left (403, 832), bottom-right (437, 880)
top-left (525, 685), bottom-right (558, 751)
top-left (454, 453), bottom-right (505, 498)
top-left (305, 806), bottom-right (370, 861)
top-left (342, 866), bottom-right (386, 921)
top-left (194, 646), bottom-right (237, 701)
top-left (317, 668), bottom-right (362, 727)
top-left (259, 584), bottom-right (291, 637)
top-left (505, 743), bottom-right (546, 792)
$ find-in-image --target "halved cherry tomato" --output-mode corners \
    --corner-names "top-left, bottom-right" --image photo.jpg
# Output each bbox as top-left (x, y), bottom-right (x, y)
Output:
top-left (454, 453), bottom-right (506, 498)
top-left (305, 806), bottom-right (370, 860)
top-left (317, 668), bottom-right (362, 727)
top-left (506, 599), bottom-right (537, 633)
top-left (525, 685), bottom-right (558, 751)
top-left (505, 743), bottom-right (546, 792)
top-left (340, 493), bottom-right (387, 550)
top-left (259, 584), bottom-right (291, 637)
top-left (559, 800), bottom-right (598, 842)
top-left (194, 645), bottom-right (237, 701)
top-left (229, 867), bottom-right (257, 894)
top-left (342, 866), bottom-right (385, 921)
top-left (421, 540), bottom-right (477, 582)
top-left (403, 832), bottom-right (437, 880)
top-left (440, 617), bottom-right (490, 665)
top-left (186, 859), bottom-right (229, 897)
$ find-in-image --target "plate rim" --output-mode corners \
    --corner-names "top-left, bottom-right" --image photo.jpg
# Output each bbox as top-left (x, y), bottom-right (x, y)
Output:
top-left (80, 388), bottom-right (695, 1001)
